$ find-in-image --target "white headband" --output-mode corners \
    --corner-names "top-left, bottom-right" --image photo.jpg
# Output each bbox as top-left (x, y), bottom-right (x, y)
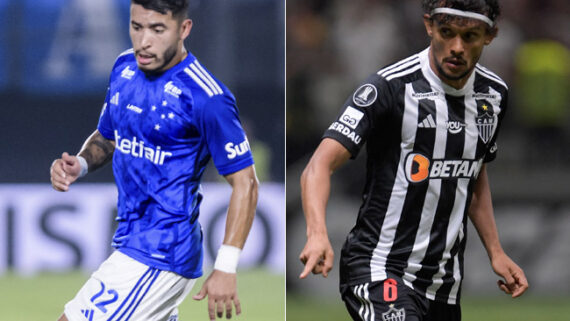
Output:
top-left (431, 8), bottom-right (494, 27)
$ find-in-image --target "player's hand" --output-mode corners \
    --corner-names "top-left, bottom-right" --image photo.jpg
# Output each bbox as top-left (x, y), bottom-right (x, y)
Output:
top-left (299, 232), bottom-right (334, 278)
top-left (193, 270), bottom-right (241, 321)
top-left (50, 152), bottom-right (82, 192)
top-left (491, 252), bottom-right (528, 298)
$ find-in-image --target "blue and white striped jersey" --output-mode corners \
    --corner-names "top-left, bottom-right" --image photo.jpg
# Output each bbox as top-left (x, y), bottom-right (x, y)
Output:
top-left (98, 49), bottom-right (254, 278)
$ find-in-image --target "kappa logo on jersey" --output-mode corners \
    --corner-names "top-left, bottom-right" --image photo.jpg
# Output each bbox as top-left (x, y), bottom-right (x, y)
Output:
top-left (340, 106), bottom-right (364, 129)
top-left (110, 92), bottom-right (120, 106)
top-left (353, 84), bottom-right (378, 107)
top-left (329, 122), bottom-right (362, 144)
top-left (382, 304), bottom-right (405, 321)
top-left (164, 81), bottom-right (182, 98)
top-left (404, 153), bottom-right (483, 183)
top-left (476, 110), bottom-right (497, 143)
top-left (446, 121), bottom-right (466, 134)
top-left (225, 138), bottom-right (251, 160)
top-left (121, 66), bottom-right (135, 80)
top-left (114, 130), bottom-right (172, 165)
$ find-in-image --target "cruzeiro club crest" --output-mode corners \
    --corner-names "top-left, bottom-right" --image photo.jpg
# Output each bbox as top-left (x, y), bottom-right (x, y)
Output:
top-left (382, 304), bottom-right (405, 321)
top-left (475, 104), bottom-right (498, 144)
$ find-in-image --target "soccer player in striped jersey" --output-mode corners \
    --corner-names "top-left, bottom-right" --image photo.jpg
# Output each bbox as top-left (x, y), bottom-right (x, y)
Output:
top-left (299, 0), bottom-right (528, 320)
top-left (49, 1), bottom-right (258, 320)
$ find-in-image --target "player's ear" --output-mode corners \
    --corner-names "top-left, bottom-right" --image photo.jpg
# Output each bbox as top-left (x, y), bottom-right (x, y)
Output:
top-left (484, 26), bottom-right (498, 45)
top-left (423, 14), bottom-right (434, 38)
top-left (180, 19), bottom-right (192, 40)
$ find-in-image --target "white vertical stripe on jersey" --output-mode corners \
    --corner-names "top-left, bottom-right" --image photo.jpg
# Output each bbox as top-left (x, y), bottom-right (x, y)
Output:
top-left (184, 68), bottom-right (214, 97)
top-left (190, 63), bottom-right (222, 95)
top-left (370, 83), bottom-right (418, 282)
top-left (194, 61), bottom-right (224, 94)
top-left (402, 86), bottom-right (449, 289)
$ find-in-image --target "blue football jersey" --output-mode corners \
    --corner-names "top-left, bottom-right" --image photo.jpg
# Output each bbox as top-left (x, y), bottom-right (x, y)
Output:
top-left (97, 49), bottom-right (254, 278)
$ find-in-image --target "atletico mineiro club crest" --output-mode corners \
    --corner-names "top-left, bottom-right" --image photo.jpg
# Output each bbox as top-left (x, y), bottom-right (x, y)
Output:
top-left (381, 304), bottom-right (406, 321)
top-left (475, 104), bottom-right (497, 143)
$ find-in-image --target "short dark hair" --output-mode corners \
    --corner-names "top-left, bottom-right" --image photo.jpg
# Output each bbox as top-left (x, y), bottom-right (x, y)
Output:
top-left (131, 0), bottom-right (189, 20)
top-left (422, 0), bottom-right (501, 28)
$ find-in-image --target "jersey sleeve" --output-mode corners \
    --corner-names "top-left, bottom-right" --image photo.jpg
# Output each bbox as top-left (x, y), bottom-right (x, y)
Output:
top-left (322, 74), bottom-right (393, 158)
top-left (484, 88), bottom-right (508, 163)
top-left (97, 87), bottom-right (114, 140)
top-left (197, 95), bottom-right (254, 176)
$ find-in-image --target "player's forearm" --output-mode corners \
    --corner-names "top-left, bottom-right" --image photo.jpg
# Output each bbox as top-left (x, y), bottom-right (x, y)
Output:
top-left (78, 130), bottom-right (116, 173)
top-left (300, 161), bottom-right (332, 237)
top-left (468, 165), bottom-right (505, 260)
top-left (222, 166), bottom-right (259, 248)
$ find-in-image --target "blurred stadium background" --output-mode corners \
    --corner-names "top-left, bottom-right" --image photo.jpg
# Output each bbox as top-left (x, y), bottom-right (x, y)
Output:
top-left (0, 0), bottom-right (284, 320)
top-left (286, 0), bottom-right (570, 320)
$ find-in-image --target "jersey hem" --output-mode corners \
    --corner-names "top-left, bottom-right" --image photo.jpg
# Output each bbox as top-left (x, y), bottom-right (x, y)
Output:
top-left (117, 248), bottom-right (203, 279)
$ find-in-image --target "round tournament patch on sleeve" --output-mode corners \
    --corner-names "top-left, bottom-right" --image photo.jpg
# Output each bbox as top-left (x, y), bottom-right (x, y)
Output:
top-left (353, 84), bottom-right (378, 107)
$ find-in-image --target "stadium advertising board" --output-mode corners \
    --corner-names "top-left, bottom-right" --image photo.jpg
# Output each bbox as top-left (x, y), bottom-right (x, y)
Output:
top-left (0, 183), bottom-right (284, 275)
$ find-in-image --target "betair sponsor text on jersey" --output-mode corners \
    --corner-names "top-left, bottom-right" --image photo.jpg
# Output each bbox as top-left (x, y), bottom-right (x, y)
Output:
top-left (114, 130), bottom-right (172, 165)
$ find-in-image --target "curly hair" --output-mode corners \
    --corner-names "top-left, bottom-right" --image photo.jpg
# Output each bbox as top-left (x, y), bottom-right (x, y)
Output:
top-left (131, 0), bottom-right (189, 20)
top-left (422, 0), bottom-right (501, 27)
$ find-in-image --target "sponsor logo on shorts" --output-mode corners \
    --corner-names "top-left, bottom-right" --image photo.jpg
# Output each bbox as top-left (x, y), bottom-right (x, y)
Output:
top-left (340, 106), bottom-right (364, 129)
top-left (225, 138), bottom-right (251, 160)
top-left (404, 153), bottom-right (483, 183)
top-left (382, 304), bottom-right (405, 321)
top-left (353, 84), bottom-right (377, 107)
top-left (328, 122), bottom-right (362, 144)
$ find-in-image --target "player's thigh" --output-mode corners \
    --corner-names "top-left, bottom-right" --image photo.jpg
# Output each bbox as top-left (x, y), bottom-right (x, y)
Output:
top-left (341, 277), bottom-right (428, 321)
top-left (63, 251), bottom-right (195, 321)
top-left (424, 300), bottom-right (461, 321)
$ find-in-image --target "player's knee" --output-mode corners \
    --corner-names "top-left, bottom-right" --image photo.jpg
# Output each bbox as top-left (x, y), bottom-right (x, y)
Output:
top-left (57, 313), bottom-right (69, 321)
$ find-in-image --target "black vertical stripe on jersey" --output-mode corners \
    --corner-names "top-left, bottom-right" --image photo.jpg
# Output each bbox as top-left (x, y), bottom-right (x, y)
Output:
top-left (434, 210), bottom-right (469, 302)
top-left (385, 76), bottom-right (435, 274)
top-left (412, 94), bottom-right (466, 291)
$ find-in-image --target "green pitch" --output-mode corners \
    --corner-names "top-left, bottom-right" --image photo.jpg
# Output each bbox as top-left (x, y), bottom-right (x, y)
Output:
top-left (286, 294), bottom-right (570, 321)
top-left (0, 269), bottom-right (284, 321)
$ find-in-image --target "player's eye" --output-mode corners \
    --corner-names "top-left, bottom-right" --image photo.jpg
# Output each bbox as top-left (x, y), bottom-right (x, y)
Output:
top-left (463, 32), bottom-right (479, 42)
top-left (440, 27), bottom-right (453, 38)
top-left (131, 23), bottom-right (141, 31)
top-left (154, 28), bottom-right (165, 34)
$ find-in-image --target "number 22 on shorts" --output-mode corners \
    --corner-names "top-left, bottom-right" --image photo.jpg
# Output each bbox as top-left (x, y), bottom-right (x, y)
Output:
top-left (90, 281), bottom-right (119, 313)
top-left (383, 278), bottom-right (398, 302)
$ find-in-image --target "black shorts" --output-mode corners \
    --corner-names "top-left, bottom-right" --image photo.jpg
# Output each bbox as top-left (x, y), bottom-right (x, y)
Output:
top-left (340, 275), bottom-right (461, 321)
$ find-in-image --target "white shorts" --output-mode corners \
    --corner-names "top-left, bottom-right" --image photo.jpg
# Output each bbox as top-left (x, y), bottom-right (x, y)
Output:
top-left (64, 251), bottom-right (196, 321)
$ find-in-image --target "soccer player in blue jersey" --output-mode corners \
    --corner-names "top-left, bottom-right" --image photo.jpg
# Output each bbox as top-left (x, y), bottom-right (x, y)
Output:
top-left (49, 1), bottom-right (258, 320)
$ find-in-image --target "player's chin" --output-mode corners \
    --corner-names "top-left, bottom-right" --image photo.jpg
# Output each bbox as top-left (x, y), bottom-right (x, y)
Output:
top-left (137, 63), bottom-right (161, 74)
